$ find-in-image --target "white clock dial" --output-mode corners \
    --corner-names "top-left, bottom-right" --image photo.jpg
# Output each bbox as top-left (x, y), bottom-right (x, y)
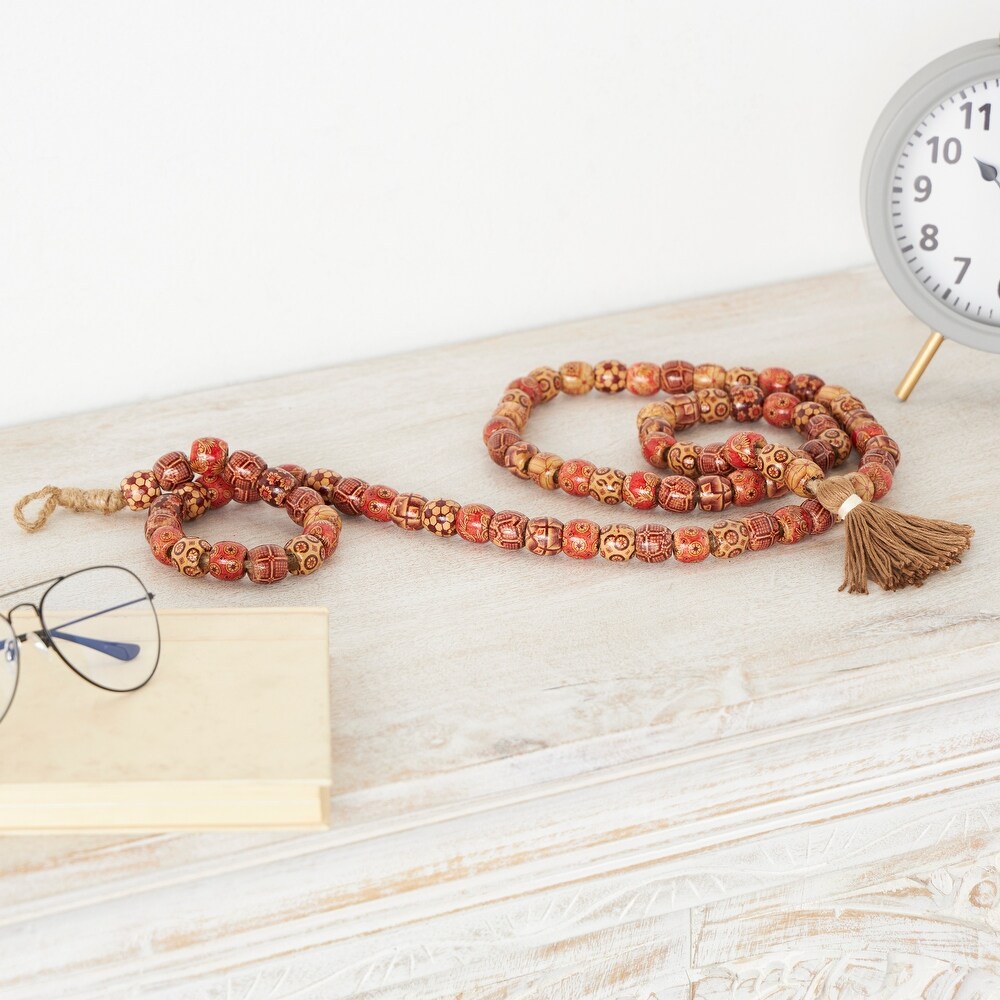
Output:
top-left (893, 76), bottom-right (1000, 327)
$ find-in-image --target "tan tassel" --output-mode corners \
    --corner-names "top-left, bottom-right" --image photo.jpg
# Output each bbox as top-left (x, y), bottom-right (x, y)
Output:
top-left (809, 474), bottom-right (974, 594)
top-left (13, 485), bottom-right (125, 533)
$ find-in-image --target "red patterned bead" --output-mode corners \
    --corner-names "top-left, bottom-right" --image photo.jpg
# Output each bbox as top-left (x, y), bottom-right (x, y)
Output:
top-left (634, 523), bottom-right (673, 563)
top-left (659, 360), bottom-right (695, 393)
top-left (639, 417), bottom-right (675, 443)
top-left (800, 438), bottom-right (837, 472)
top-left (561, 519), bottom-right (600, 559)
top-left (246, 543), bottom-right (289, 584)
top-left (697, 443), bottom-right (733, 475)
top-left (789, 373), bottom-right (824, 401)
top-left (762, 392), bottom-right (799, 428)
top-left (863, 435), bottom-right (900, 465)
top-left (864, 447), bottom-right (897, 474)
top-left (773, 505), bottom-right (810, 544)
top-left (806, 414), bottom-right (839, 438)
top-left (208, 540), bottom-right (248, 581)
top-left (742, 511), bottom-right (781, 551)
top-left (145, 510), bottom-right (181, 541)
top-left (507, 376), bottom-right (543, 405)
top-left (800, 498), bottom-right (833, 534)
top-left (456, 503), bottom-right (494, 543)
top-left (487, 428), bottom-right (521, 466)
top-left (279, 463), bottom-right (307, 486)
top-left (642, 434), bottom-right (675, 468)
top-left (421, 498), bottom-right (461, 536)
top-left (724, 431), bottom-right (765, 470)
top-left (150, 493), bottom-right (184, 518)
top-left (488, 510), bottom-right (528, 550)
top-left (697, 474), bottom-right (734, 512)
top-left (285, 534), bottom-right (325, 576)
top-left (120, 470), bottom-right (161, 511)
top-left (851, 421), bottom-right (888, 451)
top-left (525, 516), bottom-right (563, 556)
top-left (305, 519), bottom-right (341, 557)
top-left (174, 481), bottom-right (210, 520)
top-left (189, 437), bottom-right (229, 476)
top-left (626, 361), bottom-right (661, 396)
top-left (765, 476), bottom-right (789, 499)
top-left (153, 451), bottom-right (193, 491)
top-left (170, 536), bottom-right (211, 578)
top-left (594, 359), bottom-right (628, 393)
top-left (504, 441), bottom-right (538, 480)
top-left (673, 525), bottom-right (710, 563)
top-left (623, 470), bottom-right (660, 509)
top-left (226, 451), bottom-right (267, 503)
top-left (859, 462), bottom-right (893, 500)
top-left (483, 416), bottom-right (517, 445)
top-left (284, 486), bottom-right (323, 525)
top-left (658, 475), bottom-right (697, 513)
top-left (730, 384), bottom-right (765, 422)
top-left (258, 467), bottom-right (297, 507)
top-left (758, 367), bottom-right (794, 395)
top-left (360, 484), bottom-right (398, 522)
top-left (149, 525), bottom-right (184, 566)
top-left (388, 493), bottom-right (426, 530)
top-left (559, 459), bottom-right (596, 498)
top-left (303, 469), bottom-right (340, 503)
top-left (331, 477), bottom-right (368, 516)
top-left (198, 474), bottom-right (234, 509)
top-left (842, 409), bottom-right (877, 434)
top-left (729, 468), bottom-right (767, 506)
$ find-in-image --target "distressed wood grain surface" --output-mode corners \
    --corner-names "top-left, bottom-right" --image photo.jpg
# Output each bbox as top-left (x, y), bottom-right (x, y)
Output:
top-left (0, 267), bottom-right (998, 997)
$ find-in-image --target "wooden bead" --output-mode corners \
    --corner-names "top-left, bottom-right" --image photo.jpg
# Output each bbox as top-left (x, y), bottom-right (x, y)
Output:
top-left (558, 459), bottom-right (596, 497)
top-left (303, 504), bottom-right (343, 529)
top-left (762, 392), bottom-right (799, 428)
top-left (622, 471), bottom-right (660, 509)
top-left (789, 373), bottom-right (824, 401)
top-left (145, 510), bottom-right (181, 541)
top-left (765, 476), bottom-right (789, 499)
top-left (303, 469), bottom-right (340, 503)
top-left (800, 438), bottom-right (837, 472)
top-left (507, 376), bottom-right (543, 405)
top-left (742, 511), bottom-right (781, 551)
top-left (525, 516), bottom-right (563, 556)
top-left (170, 536), bottom-right (211, 578)
top-left (588, 467), bottom-right (626, 505)
top-left (724, 431), bottom-right (765, 470)
top-left (859, 462), bottom-right (893, 500)
top-left (816, 427), bottom-right (851, 463)
top-left (492, 402), bottom-right (528, 431)
top-left (174, 481), bottom-right (210, 520)
top-left (642, 434), bottom-right (675, 469)
top-left (483, 416), bottom-right (518, 444)
top-left (725, 366), bottom-right (758, 387)
top-left (842, 409), bottom-right (877, 435)
top-left (634, 524), bottom-right (673, 563)
top-left (208, 541), bottom-right (248, 581)
top-left (153, 451), bottom-right (193, 491)
top-left (189, 437), bottom-right (229, 477)
top-left (757, 443), bottom-right (795, 484)
top-left (664, 393), bottom-right (699, 430)
top-left (697, 443), bottom-right (733, 475)
top-left (360, 484), bottom-right (398, 522)
top-left (845, 472), bottom-right (875, 502)
top-left (558, 361), bottom-right (595, 395)
top-left (639, 417), bottom-right (675, 444)
top-left (815, 384), bottom-right (851, 407)
top-left (456, 503), bottom-right (494, 543)
top-left (487, 428), bottom-right (521, 466)
top-left (773, 505), bottom-right (810, 544)
top-left (285, 486), bottom-right (323, 525)
top-left (599, 524), bottom-right (636, 562)
top-left (285, 534), bottom-right (325, 576)
top-left (528, 366), bottom-right (561, 401)
top-left (150, 493), bottom-right (184, 518)
top-left (149, 525), bottom-right (184, 566)
top-left (692, 363), bottom-right (727, 390)
top-left (504, 441), bottom-right (538, 480)
top-left (527, 452), bottom-right (563, 490)
top-left (758, 367), bottom-right (793, 395)
top-left (305, 519), bottom-right (341, 557)
top-left (331, 476), bottom-right (368, 516)
top-left (388, 493), bottom-right (427, 530)
top-left (863, 448), bottom-right (897, 474)
top-left (593, 359), bottom-right (627, 393)
top-left (258, 467), bottom-right (297, 507)
top-left (791, 401), bottom-right (828, 435)
top-left (635, 401), bottom-right (675, 429)
top-left (729, 384), bottom-right (764, 422)
top-left (784, 457), bottom-right (824, 497)
top-left (488, 510), bottom-right (528, 550)
top-left (658, 475), bottom-right (697, 513)
top-left (626, 361), bottom-right (660, 396)
top-left (709, 519), bottom-right (750, 558)
top-left (279, 464), bottom-right (307, 487)
top-left (729, 468), bottom-right (767, 506)
top-left (226, 451), bottom-right (267, 503)
top-left (660, 360), bottom-right (695, 393)
top-left (696, 388), bottom-right (732, 423)
top-left (198, 474), bottom-right (234, 509)
top-left (667, 441), bottom-right (702, 477)
top-left (120, 471), bottom-right (161, 511)
top-left (498, 388), bottom-right (533, 413)
top-left (673, 526), bottom-right (710, 563)
top-left (806, 414), bottom-right (839, 437)
top-left (561, 519), bottom-right (600, 559)
top-left (863, 435), bottom-right (901, 466)
top-left (830, 393), bottom-right (866, 424)
top-left (697, 474), bottom-right (734, 512)
top-left (800, 498), bottom-right (833, 534)
top-left (851, 421), bottom-right (888, 451)
top-left (246, 543), bottom-right (289, 584)
top-left (421, 498), bottom-right (461, 536)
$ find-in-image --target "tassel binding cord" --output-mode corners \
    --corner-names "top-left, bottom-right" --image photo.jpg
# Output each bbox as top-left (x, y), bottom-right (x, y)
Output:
top-left (13, 486), bottom-right (125, 533)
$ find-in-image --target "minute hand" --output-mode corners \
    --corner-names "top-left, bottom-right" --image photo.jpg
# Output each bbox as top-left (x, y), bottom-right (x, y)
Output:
top-left (975, 157), bottom-right (1000, 190)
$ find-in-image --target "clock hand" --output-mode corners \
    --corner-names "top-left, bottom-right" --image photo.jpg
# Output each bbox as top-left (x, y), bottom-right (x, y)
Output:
top-left (975, 157), bottom-right (1000, 188)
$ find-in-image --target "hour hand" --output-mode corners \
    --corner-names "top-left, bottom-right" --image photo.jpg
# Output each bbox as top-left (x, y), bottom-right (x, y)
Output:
top-left (975, 157), bottom-right (1000, 186)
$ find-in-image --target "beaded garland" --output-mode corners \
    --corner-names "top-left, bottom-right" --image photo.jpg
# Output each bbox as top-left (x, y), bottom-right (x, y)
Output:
top-left (107, 360), bottom-right (914, 586)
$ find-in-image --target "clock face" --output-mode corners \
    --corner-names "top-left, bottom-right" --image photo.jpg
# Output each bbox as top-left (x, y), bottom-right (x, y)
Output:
top-left (892, 76), bottom-right (1000, 327)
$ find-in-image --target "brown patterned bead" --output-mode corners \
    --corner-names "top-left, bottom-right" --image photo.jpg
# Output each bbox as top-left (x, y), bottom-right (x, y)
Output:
top-left (488, 510), bottom-right (528, 550)
top-left (791, 401), bottom-right (828, 435)
top-left (285, 486), bottom-right (324, 525)
top-left (258, 467), bottom-right (297, 507)
top-left (246, 543), bottom-right (289, 584)
top-left (150, 493), bottom-right (184, 518)
top-left (842, 409), bottom-right (877, 435)
top-left (730, 384), bottom-right (764, 422)
top-left (863, 447), bottom-right (897, 474)
top-left (709, 518), bottom-right (750, 558)
top-left (153, 451), bottom-right (193, 491)
top-left (208, 540), bottom-right (248, 581)
top-left (456, 503), bottom-right (494, 543)
top-left (660, 360), bottom-right (695, 393)
top-left (806, 414), bottom-right (839, 438)
top-left (742, 511), bottom-right (781, 551)
top-left (851, 421), bottom-right (888, 451)
top-left (599, 524), bottom-right (636, 562)
top-left (149, 525), bottom-right (184, 566)
top-left (626, 361), bottom-right (660, 396)
top-left (594, 359), bottom-right (628, 393)
top-left (388, 493), bottom-right (427, 531)
top-left (304, 519), bottom-right (341, 557)
top-left (174, 481), bottom-right (210, 520)
top-left (724, 431), bottom-right (765, 470)
top-left (696, 388), bottom-right (732, 423)
top-left (226, 450), bottom-right (267, 503)
top-left (642, 434), bottom-right (675, 469)
top-left (527, 452), bottom-right (563, 490)
top-left (561, 518), bottom-right (600, 559)
top-left (635, 401), bottom-right (675, 429)
top-left (639, 417), bottom-right (675, 443)
top-left (507, 376), bottom-right (543, 405)
top-left (622, 470), bottom-right (660, 509)
top-left (487, 428), bottom-right (521, 466)
top-left (697, 443), bottom-right (733, 475)
top-left (558, 459), bottom-right (596, 497)
top-left (421, 498), bottom-right (461, 536)
top-left (504, 441), bottom-right (538, 480)
top-left (492, 402), bottom-right (528, 431)
top-left (170, 536), bottom-right (211, 578)
top-left (279, 464), bottom-right (307, 487)
top-left (816, 427), bottom-right (851, 463)
top-left (765, 476), bottom-right (789, 500)
top-left (692, 363), bottom-right (727, 390)
top-left (667, 441), bottom-right (702, 477)
top-left (800, 438), bottom-right (837, 472)
top-left (784, 457), bottom-right (824, 497)
top-left (859, 462), bottom-right (893, 500)
top-left (304, 468), bottom-right (340, 503)
top-left (303, 503), bottom-right (343, 529)
top-left (120, 470), bottom-right (161, 511)
top-left (800, 498), bottom-right (834, 534)
top-left (331, 476), bottom-right (368, 516)
top-left (729, 468), bottom-right (767, 506)
top-left (773, 505), bottom-right (810, 544)
top-left (757, 443), bottom-right (795, 483)
top-left (529, 366), bottom-right (561, 401)
top-left (658, 475), bottom-right (697, 513)
top-left (863, 435), bottom-right (901, 466)
top-left (846, 472), bottom-right (875, 502)
top-left (830, 394), bottom-right (866, 424)
top-left (664, 393), bottom-right (699, 430)
top-left (815, 384), bottom-right (851, 407)
top-left (482, 416), bottom-right (518, 444)
top-left (673, 525), bottom-right (710, 563)
top-left (588, 467), bottom-right (626, 505)
top-left (189, 437), bottom-right (229, 477)
top-left (558, 360), bottom-right (595, 395)
top-left (697, 475), bottom-right (734, 512)
top-left (145, 510), bottom-right (181, 541)
top-left (634, 523), bottom-right (673, 563)
top-left (758, 367), bottom-right (794, 395)
top-left (762, 392), bottom-right (799, 428)
top-left (789, 373), bottom-right (824, 401)
top-left (725, 366), bottom-right (758, 387)
top-left (285, 534), bottom-right (325, 576)
top-left (498, 388), bottom-right (533, 413)
top-left (525, 516), bottom-right (563, 556)
top-left (360, 484), bottom-right (397, 522)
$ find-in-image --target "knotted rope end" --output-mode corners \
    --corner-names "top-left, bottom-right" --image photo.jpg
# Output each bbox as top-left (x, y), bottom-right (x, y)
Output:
top-left (14, 485), bottom-right (125, 533)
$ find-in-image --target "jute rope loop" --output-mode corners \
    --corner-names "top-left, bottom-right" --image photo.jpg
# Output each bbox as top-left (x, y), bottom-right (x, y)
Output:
top-left (13, 486), bottom-right (125, 533)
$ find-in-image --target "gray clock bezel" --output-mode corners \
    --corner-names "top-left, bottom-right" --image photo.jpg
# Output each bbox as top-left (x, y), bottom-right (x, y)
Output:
top-left (861, 37), bottom-right (1000, 353)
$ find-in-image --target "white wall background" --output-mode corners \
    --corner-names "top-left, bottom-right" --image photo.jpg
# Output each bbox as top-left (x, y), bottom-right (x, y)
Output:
top-left (1, 1), bottom-right (996, 426)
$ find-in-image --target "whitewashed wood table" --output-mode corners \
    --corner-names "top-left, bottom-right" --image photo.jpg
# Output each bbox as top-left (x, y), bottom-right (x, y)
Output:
top-left (1, 267), bottom-right (999, 999)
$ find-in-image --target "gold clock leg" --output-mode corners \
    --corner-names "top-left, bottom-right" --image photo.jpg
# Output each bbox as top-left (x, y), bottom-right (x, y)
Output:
top-left (895, 331), bottom-right (945, 401)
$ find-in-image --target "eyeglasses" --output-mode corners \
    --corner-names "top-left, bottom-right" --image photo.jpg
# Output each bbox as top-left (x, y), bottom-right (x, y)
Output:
top-left (0, 565), bottom-right (160, 725)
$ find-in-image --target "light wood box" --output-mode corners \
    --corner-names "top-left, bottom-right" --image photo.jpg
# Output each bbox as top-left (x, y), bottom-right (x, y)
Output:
top-left (0, 607), bottom-right (331, 833)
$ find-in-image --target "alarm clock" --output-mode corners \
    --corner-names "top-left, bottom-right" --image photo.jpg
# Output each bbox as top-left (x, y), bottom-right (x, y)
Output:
top-left (861, 37), bottom-right (1000, 398)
